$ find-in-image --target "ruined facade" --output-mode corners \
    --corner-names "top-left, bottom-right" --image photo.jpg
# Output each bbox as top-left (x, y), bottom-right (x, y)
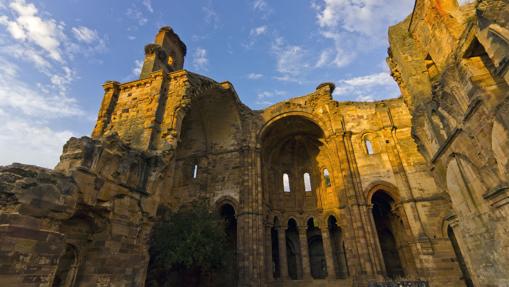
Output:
top-left (0, 1), bottom-right (508, 286)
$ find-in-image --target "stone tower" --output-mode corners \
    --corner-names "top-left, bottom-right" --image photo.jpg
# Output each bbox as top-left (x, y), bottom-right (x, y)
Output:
top-left (140, 26), bottom-right (187, 78)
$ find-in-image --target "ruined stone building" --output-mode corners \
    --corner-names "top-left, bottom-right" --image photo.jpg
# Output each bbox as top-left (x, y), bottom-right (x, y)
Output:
top-left (0, 0), bottom-right (508, 286)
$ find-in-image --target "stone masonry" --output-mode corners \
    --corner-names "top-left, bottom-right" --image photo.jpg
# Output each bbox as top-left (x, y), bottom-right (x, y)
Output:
top-left (0, 1), bottom-right (508, 286)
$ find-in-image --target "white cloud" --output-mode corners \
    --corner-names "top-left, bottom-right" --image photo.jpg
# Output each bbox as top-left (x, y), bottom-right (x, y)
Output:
top-left (271, 37), bottom-right (308, 77)
top-left (0, 57), bottom-right (82, 118)
top-left (250, 25), bottom-right (267, 37)
top-left (247, 73), bottom-right (263, 80)
top-left (132, 59), bottom-right (143, 77)
top-left (312, 0), bottom-right (413, 69)
top-left (0, 0), bottom-right (65, 62)
top-left (255, 89), bottom-right (287, 107)
top-left (202, 2), bottom-right (219, 28)
top-left (72, 26), bottom-right (99, 44)
top-left (142, 0), bottom-right (154, 13)
top-left (126, 6), bottom-right (148, 26)
top-left (0, 112), bottom-right (74, 168)
top-left (334, 72), bottom-right (400, 101)
top-left (257, 90), bottom-right (286, 99)
top-left (315, 0), bottom-right (413, 37)
top-left (192, 47), bottom-right (208, 71)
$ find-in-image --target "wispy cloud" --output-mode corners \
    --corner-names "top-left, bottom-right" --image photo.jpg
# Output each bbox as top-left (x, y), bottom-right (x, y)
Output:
top-left (312, 0), bottom-right (413, 68)
top-left (0, 0), bottom-right (103, 168)
top-left (126, 6), bottom-right (148, 26)
top-left (250, 25), bottom-right (267, 37)
top-left (142, 0), bottom-right (154, 13)
top-left (132, 59), bottom-right (143, 78)
top-left (247, 73), bottom-right (263, 80)
top-left (334, 72), bottom-right (400, 101)
top-left (192, 47), bottom-right (209, 71)
top-left (255, 89), bottom-right (287, 107)
top-left (252, 0), bottom-right (272, 18)
top-left (271, 37), bottom-right (308, 78)
top-left (72, 26), bottom-right (98, 44)
top-left (0, 0), bottom-right (65, 62)
top-left (203, 1), bottom-right (220, 29)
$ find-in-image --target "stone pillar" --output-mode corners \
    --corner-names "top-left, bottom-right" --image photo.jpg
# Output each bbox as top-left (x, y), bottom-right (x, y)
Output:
top-left (277, 227), bottom-right (289, 280)
top-left (299, 229), bottom-right (312, 280)
top-left (321, 228), bottom-right (336, 279)
top-left (265, 224), bottom-right (274, 282)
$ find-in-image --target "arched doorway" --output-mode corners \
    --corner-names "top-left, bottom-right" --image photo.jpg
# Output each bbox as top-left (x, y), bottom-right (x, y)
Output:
top-left (328, 215), bottom-right (348, 279)
top-left (371, 191), bottom-right (405, 279)
top-left (448, 226), bottom-right (474, 287)
top-left (286, 218), bottom-right (301, 280)
top-left (219, 203), bottom-right (237, 286)
top-left (306, 218), bottom-right (326, 279)
top-left (52, 244), bottom-right (78, 287)
top-left (271, 217), bottom-right (281, 279)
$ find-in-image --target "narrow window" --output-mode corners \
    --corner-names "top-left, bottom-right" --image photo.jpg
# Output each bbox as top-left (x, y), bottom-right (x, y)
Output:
top-left (283, 173), bottom-right (291, 192)
top-left (304, 173), bottom-right (312, 192)
top-left (365, 139), bottom-right (374, 155)
top-left (323, 169), bottom-right (331, 187)
top-left (193, 164), bottom-right (198, 179)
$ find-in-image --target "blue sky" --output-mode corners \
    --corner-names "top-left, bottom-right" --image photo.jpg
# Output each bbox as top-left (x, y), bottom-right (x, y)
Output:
top-left (0, 0), bottom-right (415, 168)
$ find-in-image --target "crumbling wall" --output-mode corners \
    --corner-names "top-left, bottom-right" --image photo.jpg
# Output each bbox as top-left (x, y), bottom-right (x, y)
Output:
top-left (388, 0), bottom-right (509, 286)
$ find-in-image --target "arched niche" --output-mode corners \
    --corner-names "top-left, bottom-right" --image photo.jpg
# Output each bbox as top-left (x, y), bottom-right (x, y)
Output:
top-left (371, 191), bottom-right (405, 279)
top-left (260, 115), bottom-right (326, 211)
top-left (286, 218), bottom-right (301, 280)
top-left (218, 203), bottom-right (238, 285)
top-left (173, 87), bottom-right (243, 195)
top-left (446, 155), bottom-right (487, 216)
top-left (327, 215), bottom-right (348, 279)
top-left (306, 218), bottom-right (326, 279)
top-left (52, 244), bottom-right (78, 287)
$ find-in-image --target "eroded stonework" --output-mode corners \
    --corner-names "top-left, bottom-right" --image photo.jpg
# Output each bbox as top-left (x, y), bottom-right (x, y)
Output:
top-left (0, 1), bottom-right (508, 286)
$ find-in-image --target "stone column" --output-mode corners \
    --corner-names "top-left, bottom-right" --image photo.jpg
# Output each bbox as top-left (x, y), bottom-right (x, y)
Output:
top-left (265, 224), bottom-right (274, 282)
top-left (321, 228), bottom-right (336, 279)
top-left (299, 229), bottom-right (312, 280)
top-left (277, 227), bottom-right (289, 280)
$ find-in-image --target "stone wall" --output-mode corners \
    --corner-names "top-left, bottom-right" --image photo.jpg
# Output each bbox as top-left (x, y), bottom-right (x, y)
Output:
top-left (388, 0), bottom-right (509, 286)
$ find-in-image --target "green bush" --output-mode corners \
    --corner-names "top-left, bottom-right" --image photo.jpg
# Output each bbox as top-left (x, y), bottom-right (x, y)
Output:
top-left (145, 200), bottom-right (235, 287)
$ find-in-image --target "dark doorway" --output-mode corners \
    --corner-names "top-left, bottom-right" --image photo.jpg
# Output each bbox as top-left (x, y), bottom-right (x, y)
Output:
top-left (328, 216), bottom-right (348, 279)
top-left (286, 219), bottom-right (300, 280)
top-left (52, 244), bottom-right (77, 287)
top-left (372, 191), bottom-right (404, 279)
top-left (307, 218), bottom-right (326, 279)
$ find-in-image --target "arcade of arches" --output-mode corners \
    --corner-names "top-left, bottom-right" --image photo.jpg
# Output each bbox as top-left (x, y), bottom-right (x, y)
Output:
top-left (0, 1), bottom-right (508, 287)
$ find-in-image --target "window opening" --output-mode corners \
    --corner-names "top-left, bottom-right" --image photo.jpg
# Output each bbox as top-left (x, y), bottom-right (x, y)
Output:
top-left (283, 173), bottom-right (291, 192)
top-left (323, 169), bottom-right (331, 187)
top-left (193, 164), bottom-right (198, 179)
top-left (365, 139), bottom-right (374, 155)
top-left (304, 172), bottom-right (312, 192)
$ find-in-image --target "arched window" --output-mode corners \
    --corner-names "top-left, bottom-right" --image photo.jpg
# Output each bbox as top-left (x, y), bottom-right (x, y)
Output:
top-left (303, 172), bottom-right (312, 192)
top-left (365, 139), bottom-right (374, 155)
top-left (283, 173), bottom-right (291, 192)
top-left (323, 169), bottom-right (331, 187)
top-left (193, 164), bottom-right (198, 179)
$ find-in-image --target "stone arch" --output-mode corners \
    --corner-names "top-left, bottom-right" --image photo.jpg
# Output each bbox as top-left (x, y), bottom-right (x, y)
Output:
top-left (369, 188), bottom-right (415, 279)
top-left (171, 83), bottom-right (244, 199)
top-left (365, 180), bottom-right (401, 204)
top-left (361, 131), bottom-right (382, 155)
top-left (327, 215), bottom-right (349, 279)
top-left (214, 196), bottom-right (239, 216)
top-left (260, 115), bottom-right (326, 212)
top-left (258, 111), bottom-right (330, 143)
top-left (445, 154), bottom-right (488, 216)
top-left (52, 244), bottom-right (79, 287)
